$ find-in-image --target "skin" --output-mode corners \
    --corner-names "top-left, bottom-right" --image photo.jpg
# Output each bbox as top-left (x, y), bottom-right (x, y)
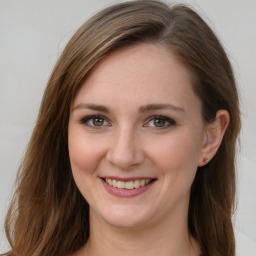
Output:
top-left (68, 44), bottom-right (229, 256)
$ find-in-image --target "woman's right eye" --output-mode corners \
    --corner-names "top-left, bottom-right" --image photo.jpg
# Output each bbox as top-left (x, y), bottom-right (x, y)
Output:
top-left (80, 115), bottom-right (111, 128)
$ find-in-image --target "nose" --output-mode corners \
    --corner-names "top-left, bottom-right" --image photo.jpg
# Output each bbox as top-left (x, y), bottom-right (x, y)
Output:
top-left (106, 127), bottom-right (145, 170)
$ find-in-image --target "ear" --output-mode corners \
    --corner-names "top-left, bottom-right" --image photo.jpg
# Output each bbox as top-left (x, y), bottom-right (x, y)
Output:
top-left (198, 110), bottom-right (230, 167)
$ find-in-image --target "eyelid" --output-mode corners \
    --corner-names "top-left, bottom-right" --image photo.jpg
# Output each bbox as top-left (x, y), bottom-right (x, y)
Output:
top-left (79, 114), bottom-right (175, 129)
top-left (80, 114), bottom-right (111, 128)
top-left (143, 115), bottom-right (176, 128)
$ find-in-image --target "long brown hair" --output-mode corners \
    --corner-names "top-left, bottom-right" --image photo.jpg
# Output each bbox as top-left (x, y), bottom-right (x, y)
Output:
top-left (3, 1), bottom-right (240, 255)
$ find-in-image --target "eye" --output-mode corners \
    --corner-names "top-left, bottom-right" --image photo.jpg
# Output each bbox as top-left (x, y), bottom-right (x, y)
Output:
top-left (81, 115), bottom-right (110, 128)
top-left (144, 115), bottom-right (176, 129)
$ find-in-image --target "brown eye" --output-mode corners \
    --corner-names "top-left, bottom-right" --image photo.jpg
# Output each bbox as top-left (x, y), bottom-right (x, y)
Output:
top-left (81, 115), bottom-right (110, 128)
top-left (153, 119), bottom-right (166, 127)
top-left (144, 115), bottom-right (176, 129)
top-left (93, 117), bottom-right (104, 126)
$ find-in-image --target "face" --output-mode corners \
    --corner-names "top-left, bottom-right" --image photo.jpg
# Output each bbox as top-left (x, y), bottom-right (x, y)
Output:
top-left (68, 44), bottom-right (207, 229)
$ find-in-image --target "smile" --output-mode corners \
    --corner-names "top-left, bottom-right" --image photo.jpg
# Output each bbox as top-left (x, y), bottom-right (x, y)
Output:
top-left (104, 178), bottom-right (151, 189)
top-left (101, 177), bottom-right (156, 198)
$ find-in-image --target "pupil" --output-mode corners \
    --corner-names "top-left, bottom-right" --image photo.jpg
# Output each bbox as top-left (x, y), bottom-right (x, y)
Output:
top-left (154, 119), bottom-right (165, 127)
top-left (93, 118), bottom-right (104, 126)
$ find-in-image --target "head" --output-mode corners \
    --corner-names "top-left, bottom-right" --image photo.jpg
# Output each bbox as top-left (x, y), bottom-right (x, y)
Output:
top-left (5, 1), bottom-right (240, 256)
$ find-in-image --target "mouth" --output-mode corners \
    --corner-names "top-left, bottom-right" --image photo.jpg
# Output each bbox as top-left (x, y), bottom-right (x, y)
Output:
top-left (100, 177), bottom-right (157, 198)
top-left (103, 178), bottom-right (153, 190)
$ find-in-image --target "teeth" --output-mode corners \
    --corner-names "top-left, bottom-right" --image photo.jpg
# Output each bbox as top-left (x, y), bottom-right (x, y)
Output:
top-left (105, 178), bottom-right (152, 189)
top-left (125, 181), bottom-right (134, 190)
top-left (134, 180), bottom-right (140, 188)
top-left (117, 181), bottom-right (125, 189)
top-left (106, 179), bottom-right (112, 186)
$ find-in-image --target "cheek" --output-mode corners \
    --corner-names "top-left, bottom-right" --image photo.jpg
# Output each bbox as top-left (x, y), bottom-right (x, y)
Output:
top-left (149, 131), bottom-right (202, 177)
top-left (68, 130), bottom-right (108, 202)
top-left (68, 131), bottom-right (105, 174)
top-left (153, 134), bottom-right (202, 205)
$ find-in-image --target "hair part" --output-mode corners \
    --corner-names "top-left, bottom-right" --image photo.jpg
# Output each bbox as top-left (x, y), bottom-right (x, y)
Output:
top-left (4, 1), bottom-right (240, 256)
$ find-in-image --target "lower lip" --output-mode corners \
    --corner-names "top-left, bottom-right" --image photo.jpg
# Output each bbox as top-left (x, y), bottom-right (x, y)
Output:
top-left (101, 179), bottom-right (156, 198)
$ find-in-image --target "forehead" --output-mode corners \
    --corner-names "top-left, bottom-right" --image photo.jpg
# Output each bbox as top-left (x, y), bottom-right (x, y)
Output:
top-left (73, 44), bottom-right (200, 113)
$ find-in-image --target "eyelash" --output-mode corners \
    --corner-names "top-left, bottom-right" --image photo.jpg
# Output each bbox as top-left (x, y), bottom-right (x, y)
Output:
top-left (80, 115), bottom-right (176, 129)
top-left (144, 115), bottom-right (176, 129)
top-left (80, 115), bottom-right (111, 128)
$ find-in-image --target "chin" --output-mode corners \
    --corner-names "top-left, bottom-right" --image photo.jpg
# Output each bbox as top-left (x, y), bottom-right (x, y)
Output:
top-left (92, 204), bottom-right (154, 230)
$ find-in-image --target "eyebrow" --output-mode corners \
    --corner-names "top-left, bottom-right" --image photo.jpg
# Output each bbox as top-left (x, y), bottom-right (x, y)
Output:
top-left (73, 103), bottom-right (109, 113)
top-left (73, 103), bottom-right (185, 113)
top-left (138, 104), bottom-right (185, 113)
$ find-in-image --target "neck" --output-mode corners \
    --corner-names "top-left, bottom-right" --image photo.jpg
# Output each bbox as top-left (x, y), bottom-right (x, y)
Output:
top-left (78, 208), bottom-right (200, 256)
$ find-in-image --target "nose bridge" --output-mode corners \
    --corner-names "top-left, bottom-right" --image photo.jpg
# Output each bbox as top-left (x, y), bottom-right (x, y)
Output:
top-left (106, 124), bottom-right (144, 169)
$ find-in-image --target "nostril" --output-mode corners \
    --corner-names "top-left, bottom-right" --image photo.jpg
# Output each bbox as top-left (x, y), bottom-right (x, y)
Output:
top-left (105, 132), bottom-right (145, 169)
top-left (106, 148), bottom-right (144, 169)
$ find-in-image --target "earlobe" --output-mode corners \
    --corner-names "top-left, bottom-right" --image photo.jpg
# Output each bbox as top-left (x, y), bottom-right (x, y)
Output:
top-left (198, 110), bottom-right (230, 167)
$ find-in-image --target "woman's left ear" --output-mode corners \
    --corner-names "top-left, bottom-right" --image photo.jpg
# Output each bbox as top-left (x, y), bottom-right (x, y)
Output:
top-left (198, 109), bottom-right (230, 167)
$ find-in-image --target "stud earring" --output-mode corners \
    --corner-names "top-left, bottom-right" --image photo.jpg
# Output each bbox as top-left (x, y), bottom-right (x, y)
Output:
top-left (203, 157), bottom-right (209, 164)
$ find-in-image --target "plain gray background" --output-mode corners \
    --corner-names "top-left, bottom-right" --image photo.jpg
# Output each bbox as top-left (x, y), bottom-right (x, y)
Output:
top-left (0, 0), bottom-right (255, 254)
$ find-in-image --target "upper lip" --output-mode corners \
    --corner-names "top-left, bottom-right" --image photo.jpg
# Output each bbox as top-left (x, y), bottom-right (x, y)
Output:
top-left (100, 176), bottom-right (157, 182)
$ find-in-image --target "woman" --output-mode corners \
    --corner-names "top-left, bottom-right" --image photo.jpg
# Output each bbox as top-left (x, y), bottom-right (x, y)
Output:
top-left (3, 1), bottom-right (241, 256)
